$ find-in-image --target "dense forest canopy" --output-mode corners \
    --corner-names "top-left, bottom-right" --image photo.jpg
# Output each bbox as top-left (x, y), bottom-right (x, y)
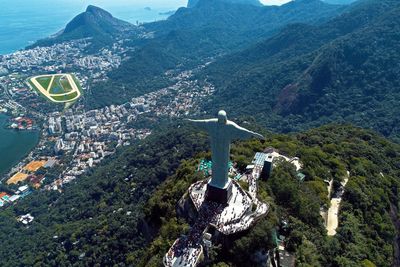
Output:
top-left (0, 125), bottom-right (209, 265)
top-left (2, 0), bottom-right (400, 266)
top-left (202, 0), bottom-right (400, 141)
top-left (84, 0), bottom-right (344, 108)
top-left (0, 124), bottom-right (398, 266)
top-left (139, 124), bottom-right (400, 267)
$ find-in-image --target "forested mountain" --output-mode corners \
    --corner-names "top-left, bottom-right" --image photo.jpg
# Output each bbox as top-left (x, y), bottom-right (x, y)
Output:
top-left (3, 0), bottom-right (400, 266)
top-left (31, 5), bottom-right (135, 49)
top-left (147, 0), bottom-right (342, 37)
top-left (87, 0), bottom-right (344, 107)
top-left (188, 0), bottom-right (356, 8)
top-left (0, 124), bottom-right (398, 266)
top-left (323, 0), bottom-right (357, 4)
top-left (203, 0), bottom-right (400, 141)
top-left (140, 124), bottom-right (400, 267)
top-left (187, 0), bottom-right (262, 8)
top-left (0, 125), bottom-right (209, 265)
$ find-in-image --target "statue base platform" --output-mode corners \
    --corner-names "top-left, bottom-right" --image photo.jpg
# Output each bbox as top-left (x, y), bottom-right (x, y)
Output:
top-left (188, 178), bottom-right (269, 235)
top-left (206, 181), bottom-right (233, 204)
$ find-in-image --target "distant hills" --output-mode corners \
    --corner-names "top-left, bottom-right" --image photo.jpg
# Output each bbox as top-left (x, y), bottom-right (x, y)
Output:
top-left (188, 0), bottom-right (356, 7)
top-left (86, 0), bottom-right (344, 107)
top-left (203, 0), bottom-right (400, 141)
top-left (25, 0), bottom-right (400, 142)
top-left (187, 0), bottom-right (263, 8)
top-left (30, 5), bottom-right (134, 49)
top-left (149, 0), bottom-right (343, 36)
top-left (62, 5), bottom-right (132, 39)
top-left (323, 0), bottom-right (357, 4)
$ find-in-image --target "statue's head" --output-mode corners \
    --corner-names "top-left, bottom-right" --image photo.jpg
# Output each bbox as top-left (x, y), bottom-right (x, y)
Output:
top-left (218, 110), bottom-right (227, 124)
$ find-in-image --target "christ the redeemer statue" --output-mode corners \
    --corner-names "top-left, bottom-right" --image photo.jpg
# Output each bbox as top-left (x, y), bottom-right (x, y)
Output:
top-left (188, 110), bottom-right (264, 203)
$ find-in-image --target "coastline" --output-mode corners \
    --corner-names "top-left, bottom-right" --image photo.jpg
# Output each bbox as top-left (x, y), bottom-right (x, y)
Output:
top-left (0, 2), bottom-right (180, 183)
top-left (0, 4), bottom-right (173, 56)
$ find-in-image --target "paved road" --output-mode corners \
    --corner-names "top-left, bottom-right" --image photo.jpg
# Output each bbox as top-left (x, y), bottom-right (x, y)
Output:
top-left (326, 176), bottom-right (349, 236)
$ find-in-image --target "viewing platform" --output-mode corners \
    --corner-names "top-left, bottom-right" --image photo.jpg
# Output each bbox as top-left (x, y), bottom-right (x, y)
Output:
top-left (164, 176), bottom-right (269, 267)
top-left (189, 178), bottom-right (269, 235)
top-left (164, 239), bottom-right (203, 267)
top-left (165, 112), bottom-right (268, 267)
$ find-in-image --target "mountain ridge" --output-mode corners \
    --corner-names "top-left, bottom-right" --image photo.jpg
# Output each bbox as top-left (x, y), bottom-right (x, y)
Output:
top-left (86, 0), bottom-right (344, 107)
top-left (187, 0), bottom-right (263, 8)
top-left (30, 5), bottom-right (134, 49)
top-left (202, 0), bottom-right (400, 141)
top-left (63, 5), bottom-right (131, 35)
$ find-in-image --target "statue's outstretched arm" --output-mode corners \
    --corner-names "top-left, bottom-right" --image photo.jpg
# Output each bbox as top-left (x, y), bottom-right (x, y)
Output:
top-left (186, 118), bottom-right (217, 131)
top-left (230, 122), bottom-right (264, 140)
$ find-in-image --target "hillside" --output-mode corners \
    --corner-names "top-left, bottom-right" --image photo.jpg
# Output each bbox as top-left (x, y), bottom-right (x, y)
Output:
top-left (323, 0), bottom-right (357, 4)
top-left (188, 0), bottom-right (263, 8)
top-left (0, 125), bottom-right (209, 265)
top-left (202, 0), bottom-right (400, 141)
top-left (86, 0), bottom-right (344, 108)
top-left (139, 124), bottom-right (400, 266)
top-left (147, 0), bottom-right (343, 38)
top-left (0, 124), bottom-right (398, 266)
top-left (63, 5), bottom-right (131, 39)
top-left (30, 5), bottom-right (134, 49)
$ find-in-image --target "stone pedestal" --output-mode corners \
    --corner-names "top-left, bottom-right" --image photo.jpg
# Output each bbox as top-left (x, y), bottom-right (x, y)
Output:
top-left (206, 180), bottom-right (233, 204)
top-left (188, 179), bottom-right (269, 235)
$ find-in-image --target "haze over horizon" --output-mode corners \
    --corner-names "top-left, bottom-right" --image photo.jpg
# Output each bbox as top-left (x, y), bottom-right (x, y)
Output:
top-left (0, 0), bottom-right (292, 55)
top-left (35, 0), bottom-right (293, 10)
top-left (66, 0), bottom-right (292, 8)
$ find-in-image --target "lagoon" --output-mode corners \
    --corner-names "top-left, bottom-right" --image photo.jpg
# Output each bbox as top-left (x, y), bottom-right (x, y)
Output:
top-left (0, 114), bottom-right (39, 176)
top-left (0, 0), bottom-right (185, 175)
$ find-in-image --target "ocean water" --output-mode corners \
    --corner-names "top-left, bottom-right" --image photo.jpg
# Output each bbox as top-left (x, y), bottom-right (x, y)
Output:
top-left (0, 0), bottom-right (184, 55)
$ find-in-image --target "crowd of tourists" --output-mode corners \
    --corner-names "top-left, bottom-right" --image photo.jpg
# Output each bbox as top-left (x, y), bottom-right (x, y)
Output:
top-left (165, 201), bottom-right (223, 267)
top-left (165, 171), bottom-right (262, 266)
top-left (189, 181), bottom-right (207, 209)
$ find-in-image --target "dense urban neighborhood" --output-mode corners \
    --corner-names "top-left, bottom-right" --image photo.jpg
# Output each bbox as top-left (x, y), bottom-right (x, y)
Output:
top-left (0, 37), bottom-right (214, 216)
top-left (0, 0), bottom-right (400, 266)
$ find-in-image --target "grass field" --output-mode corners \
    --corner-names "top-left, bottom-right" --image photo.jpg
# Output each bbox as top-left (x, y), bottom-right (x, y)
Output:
top-left (60, 76), bottom-right (73, 91)
top-left (37, 76), bottom-right (52, 89)
top-left (28, 73), bottom-right (82, 104)
top-left (49, 75), bottom-right (73, 94)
